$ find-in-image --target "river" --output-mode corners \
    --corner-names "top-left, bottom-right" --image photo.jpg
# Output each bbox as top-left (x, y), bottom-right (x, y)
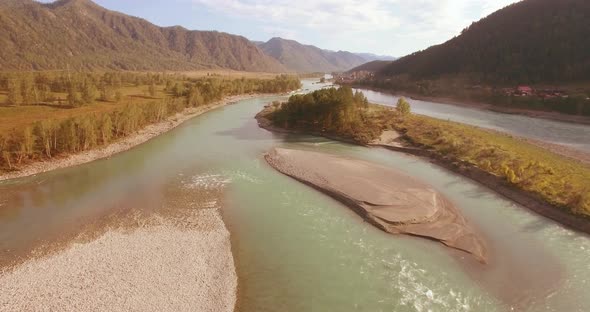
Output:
top-left (1, 80), bottom-right (589, 311)
top-left (351, 88), bottom-right (590, 153)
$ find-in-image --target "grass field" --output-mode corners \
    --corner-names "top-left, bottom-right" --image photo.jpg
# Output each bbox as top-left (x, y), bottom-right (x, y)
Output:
top-left (0, 85), bottom-right (164, 136)
top-left (390, 111), bottom-right (590, 217)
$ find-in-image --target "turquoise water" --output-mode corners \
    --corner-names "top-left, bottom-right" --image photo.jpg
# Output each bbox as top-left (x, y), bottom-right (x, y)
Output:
top-left (0, 80), bottom-right (589, 311)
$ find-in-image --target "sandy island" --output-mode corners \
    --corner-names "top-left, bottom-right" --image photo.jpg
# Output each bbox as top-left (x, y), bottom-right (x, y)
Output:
top-left (265, 148), bottom-right (488, 263)
top-left (0, 208), bottom-right (236, 312)
top-left (0, 93), bottom-right (270, 182)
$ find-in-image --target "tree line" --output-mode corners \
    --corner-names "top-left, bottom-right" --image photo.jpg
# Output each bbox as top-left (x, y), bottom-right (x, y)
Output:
top-left (268, 86), bottom-right (383, 143)
top-left (0, 74), bottom-right (301, 170)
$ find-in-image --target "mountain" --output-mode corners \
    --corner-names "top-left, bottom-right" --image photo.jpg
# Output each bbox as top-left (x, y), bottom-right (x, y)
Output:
top-left (379, 0), bottom-right (590, 84)
top-left (348, 60), bottom-right (394, 73)
top-left (353, 53), bottom-right (396, 62)
top-left (0, 0), bottom-right (285, 72)
top-left (258, 37), bottom-right (367, 73)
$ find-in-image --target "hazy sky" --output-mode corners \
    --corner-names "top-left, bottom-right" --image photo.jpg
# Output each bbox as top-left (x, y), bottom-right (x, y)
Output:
top-left (47, 0), bottom-right (520, 57)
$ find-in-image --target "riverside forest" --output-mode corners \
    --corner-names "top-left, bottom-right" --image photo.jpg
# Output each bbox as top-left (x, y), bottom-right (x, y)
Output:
top-left (0, 72), bottom-right (300, 170)
top-left (1, 0), bottom-right (590, 312)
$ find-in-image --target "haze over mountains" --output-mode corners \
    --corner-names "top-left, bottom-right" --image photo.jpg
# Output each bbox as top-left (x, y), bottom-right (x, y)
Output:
top-left (257, 38), bottom-right (394, 73)
top-left (0, 0), bottom-right (394, 73)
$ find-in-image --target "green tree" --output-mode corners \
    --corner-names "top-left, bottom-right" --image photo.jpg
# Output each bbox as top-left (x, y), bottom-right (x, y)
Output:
top-left (81, 81), bottom-right (97, 104)
top-left (99, 83), bottom-right (114, 102)
top-left (67, 83), bottom-right (82, 107)
top-left (396, 97), bottom-right (411, 116)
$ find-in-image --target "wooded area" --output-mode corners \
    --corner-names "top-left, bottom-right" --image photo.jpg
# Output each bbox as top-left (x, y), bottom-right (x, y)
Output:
top-left (268, 87), bottom-right (383, 143)
top-left (379, 0), bottom-right (590, 84)
top-left (0, 72), bottom-right (301, 171)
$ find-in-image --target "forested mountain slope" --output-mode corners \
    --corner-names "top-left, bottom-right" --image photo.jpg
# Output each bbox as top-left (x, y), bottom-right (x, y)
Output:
top-left (258, 37), bottom-right (366, 73)
top-left (0, 0), bottom-right (285, 72)
top-left (379, 0), bottom-right (590, 83)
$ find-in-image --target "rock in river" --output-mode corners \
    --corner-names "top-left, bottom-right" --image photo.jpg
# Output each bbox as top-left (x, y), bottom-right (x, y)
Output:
top-left (265, 148), bottom-right (487, 263)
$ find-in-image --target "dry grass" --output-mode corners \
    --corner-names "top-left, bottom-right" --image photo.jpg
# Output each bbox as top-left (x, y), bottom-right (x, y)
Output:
top-left (393, 113), bottom-right (590, 216)
top-left (0, 85), bottom-right (164, 136)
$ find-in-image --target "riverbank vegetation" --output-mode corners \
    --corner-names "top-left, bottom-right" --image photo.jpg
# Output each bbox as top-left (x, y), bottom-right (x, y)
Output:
top-left (261, 87), bottom-right (590, 218)
top-left (394, 112), bottom-right (590, 217)
top-left (266, 87), bottom-right (385, 144)
top-left (352, 77), bottom-right (590, 117)
top-left (0, 72), bottom-right (301, 172)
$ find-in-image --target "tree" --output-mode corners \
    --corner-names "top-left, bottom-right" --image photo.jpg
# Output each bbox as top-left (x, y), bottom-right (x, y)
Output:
top-left (34, 121), bottom-right (55, 158)
top-left (6, 79), bottom-right (21, 105)
top-left (20, 77), bottom-right (35, 105)
top-left (81, 81), bottom-right (97, 104)
top-left (67, 83), bottom-right (82, 107)
top-left (187, 87), bottom-right (204, 107)
top-left (396, 97), bottom-right (411, 116)
top-left (99, 114), bottom-right (113, 144)
top-left (99, 83), bottom-right (114, 102)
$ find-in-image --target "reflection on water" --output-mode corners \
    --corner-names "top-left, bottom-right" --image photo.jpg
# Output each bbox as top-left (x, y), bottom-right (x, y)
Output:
top-left (0, 81), bottom-right (589, 312)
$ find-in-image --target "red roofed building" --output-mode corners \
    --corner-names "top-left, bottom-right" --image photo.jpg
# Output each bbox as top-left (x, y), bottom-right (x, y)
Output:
top-left (517, 86), bottom-right (533, 96)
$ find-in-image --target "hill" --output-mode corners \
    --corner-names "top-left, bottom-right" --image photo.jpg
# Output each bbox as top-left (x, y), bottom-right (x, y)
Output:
top-left (0, 0), bottom-right (285, 72)
top-left (348, 60), bottom-right (394, 73)
top-left (379, 0), bottom-right (590, 84)
top-left (258, 37), bottom-right (366, 73)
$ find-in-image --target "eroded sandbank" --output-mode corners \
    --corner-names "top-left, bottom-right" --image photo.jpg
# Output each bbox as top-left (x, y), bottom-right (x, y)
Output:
top-left (264, 147), bottom-right (487, 262)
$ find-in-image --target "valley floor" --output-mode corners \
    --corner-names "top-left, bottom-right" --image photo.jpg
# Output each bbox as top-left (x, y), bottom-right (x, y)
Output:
top-left (0, 93), bottom-right (264, 182)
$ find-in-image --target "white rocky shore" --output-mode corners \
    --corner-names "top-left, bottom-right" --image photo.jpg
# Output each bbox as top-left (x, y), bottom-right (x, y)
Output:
top-left (0, 208), bottom-right (236, 312)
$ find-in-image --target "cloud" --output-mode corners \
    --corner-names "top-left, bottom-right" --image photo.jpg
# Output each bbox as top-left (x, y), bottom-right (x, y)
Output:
top-left (192, 0), bottom-right (401, 33)
top-left (189, 0), bottom-right (519, 55)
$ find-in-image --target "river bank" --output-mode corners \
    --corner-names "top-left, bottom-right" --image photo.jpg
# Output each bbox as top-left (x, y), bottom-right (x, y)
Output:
top-left (348, 84), bottom-right (590, 126)
top-left (0, 93), bottom-right (272, 182)
top-left (0, 207), bottom-right (236, 312)
top-left (255, 109), bottom-right (590, 236)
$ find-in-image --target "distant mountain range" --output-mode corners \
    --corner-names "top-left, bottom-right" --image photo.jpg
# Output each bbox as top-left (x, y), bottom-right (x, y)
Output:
top-left (378, 0), bottom-right (590, 83)
top-left (257, 37), bottom-right (395, 73)
top-left (0, 0), bottom-right (285, 72)
top-left (0, 0), bottom-right (394, 73)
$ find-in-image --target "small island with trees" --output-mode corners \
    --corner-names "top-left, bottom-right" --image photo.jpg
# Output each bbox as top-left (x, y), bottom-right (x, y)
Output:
top-left (256, 87), bottom-right (590, 233)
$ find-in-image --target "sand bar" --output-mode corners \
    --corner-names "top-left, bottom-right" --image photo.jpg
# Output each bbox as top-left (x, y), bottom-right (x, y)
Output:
top-left (265, 148), bottom-right (487, 262)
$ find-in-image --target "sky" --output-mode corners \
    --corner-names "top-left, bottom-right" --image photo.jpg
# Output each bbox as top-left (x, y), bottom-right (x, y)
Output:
top-left (44, 0), bottom-right (520, 57)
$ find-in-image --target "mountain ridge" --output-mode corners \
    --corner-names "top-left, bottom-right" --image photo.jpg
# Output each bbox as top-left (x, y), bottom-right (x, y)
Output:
top-left (0, 0), bottom-right (286, 72)
top-left (258, 37), bottom-right (369, 73)
top-left (378, 0), bottom-right (590, 83)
